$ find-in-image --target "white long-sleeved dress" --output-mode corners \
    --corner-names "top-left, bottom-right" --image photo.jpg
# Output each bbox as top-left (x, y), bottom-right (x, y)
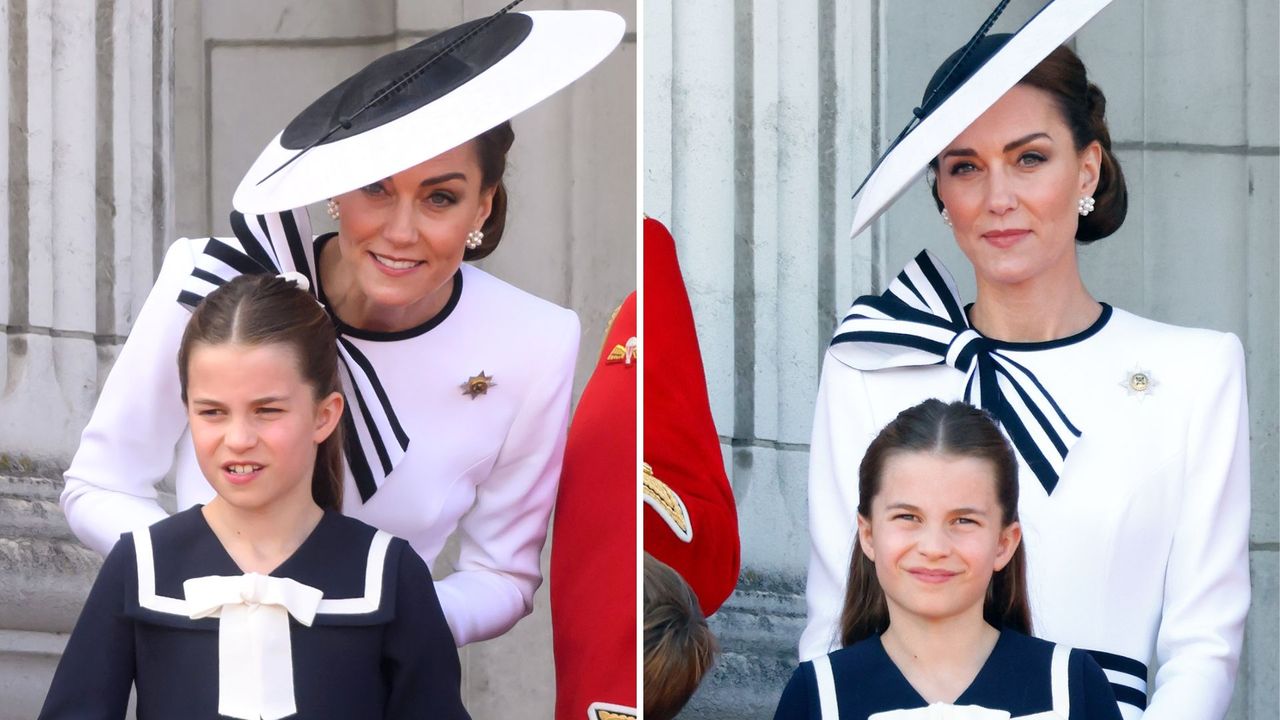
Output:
top-left (803, 262), bottom-right (1251, 720)
top-left (61, 212), bottom-right (579, 646)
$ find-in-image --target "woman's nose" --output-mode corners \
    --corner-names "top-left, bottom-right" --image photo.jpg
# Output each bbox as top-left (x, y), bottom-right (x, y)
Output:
top-left (985, 169), bottom-right (1018, 215)
top-left (382, 199), bottom-right (417, 245)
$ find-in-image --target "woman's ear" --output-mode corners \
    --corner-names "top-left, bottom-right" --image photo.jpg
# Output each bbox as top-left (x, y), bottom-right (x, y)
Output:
top-left (474, 185), bottom-right (496, 230)
top-left (857, 514), bottom-right (876, 562)
top-left (1078, 140), bottom-right (1102, 197)
top-left (993, 520), bottom-right (1022, 572)
top-left (313, 391), bottom-right (345, 444)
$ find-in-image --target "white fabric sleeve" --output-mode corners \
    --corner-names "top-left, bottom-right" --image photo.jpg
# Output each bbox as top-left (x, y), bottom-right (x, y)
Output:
top-left (1145, 332), bottom-right (1251, 719)
top-left (800, 353), bottom-right (875, 661)
top-left (432, 308), bottom-right (580, 646)
top-left (60, 239), bottom-right (199, 556)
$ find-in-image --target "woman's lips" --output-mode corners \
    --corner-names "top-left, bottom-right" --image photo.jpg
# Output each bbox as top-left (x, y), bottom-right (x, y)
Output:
top-left (908, 568), bottom-right (959, 584)
top-left (370, 251), bottom-right (424, 276)
top-left (981, 229), bottom-right (1030, 249)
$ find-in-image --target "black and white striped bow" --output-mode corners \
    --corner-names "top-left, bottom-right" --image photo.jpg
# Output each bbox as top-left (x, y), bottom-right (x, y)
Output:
top-left (828, 249), bottom-right (1080, 494)
top-left (178, 209), bottom-right (409, 503)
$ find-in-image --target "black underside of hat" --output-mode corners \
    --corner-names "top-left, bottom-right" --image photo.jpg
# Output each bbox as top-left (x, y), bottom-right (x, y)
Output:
top-left (920, 33), bottom-right (1012, 117)
top-left (281, 13), bottom-right (533, 150)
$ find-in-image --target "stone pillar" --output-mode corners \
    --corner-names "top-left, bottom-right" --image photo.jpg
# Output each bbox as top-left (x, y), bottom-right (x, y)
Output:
top-left (0, 0), bottom-right (173, 717)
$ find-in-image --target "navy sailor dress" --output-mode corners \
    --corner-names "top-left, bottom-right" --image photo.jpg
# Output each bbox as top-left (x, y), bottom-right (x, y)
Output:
top-left (38, 507), bottom-right (470, 719)
top-left (774, 630), bottom-right (1122, 720)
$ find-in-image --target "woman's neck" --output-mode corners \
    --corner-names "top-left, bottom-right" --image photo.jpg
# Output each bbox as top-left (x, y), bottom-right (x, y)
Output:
top-left (970, 268), bottom-right (1101, 343)
top-left (202, 495), bottom-right (324, 575)
top-left (880, 608), bottom-right (1001, 704)
top-left (318, 235), bottom-right (453, 333)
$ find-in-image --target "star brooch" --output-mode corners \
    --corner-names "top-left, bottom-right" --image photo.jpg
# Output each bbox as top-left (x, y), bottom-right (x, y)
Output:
top-left (461, 371), bottom-right (495, 399)
top-left (1119, 365), bottom-right (1158, 399)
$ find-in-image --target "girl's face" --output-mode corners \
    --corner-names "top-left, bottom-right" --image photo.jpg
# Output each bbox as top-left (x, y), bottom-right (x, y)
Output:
top-left (330, 139), bottom-right (495, 330)
top-left (185, 342), bottom-right (343, 514)
top-left (935, 84), bottom-right (1100, 289)
top-left (858, 451), bottom-right (1021, 628)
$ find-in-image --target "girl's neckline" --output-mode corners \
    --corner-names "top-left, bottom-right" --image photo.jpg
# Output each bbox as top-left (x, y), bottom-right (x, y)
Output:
top-left (313, 232), bottom-right (465, 342)
top-left (962, 302), bottom-right (1113, 351)
top-left (195, 504), bottom-right (333, 578)
top-left (874, 628), bottom-right (1011, 706)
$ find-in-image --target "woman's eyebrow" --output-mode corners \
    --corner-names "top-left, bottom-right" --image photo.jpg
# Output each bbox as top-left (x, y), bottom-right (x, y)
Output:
top-left (419, 172), bottom-right (467, 187)
top-left (1002, 131), bottom-right (1051, 152)
top-left (942, 132), bottom-right (1052, 159)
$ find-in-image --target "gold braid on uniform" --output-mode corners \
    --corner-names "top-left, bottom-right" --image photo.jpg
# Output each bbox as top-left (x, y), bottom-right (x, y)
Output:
top-left (642, 462), bottom-right (689, 535)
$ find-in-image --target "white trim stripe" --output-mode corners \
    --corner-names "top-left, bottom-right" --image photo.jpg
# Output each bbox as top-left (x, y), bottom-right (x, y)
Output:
top-left (1102, 668), bottom-right (1147, 692)
top-left (316, 530), bottom-right (392, 615)
top-left (134, 527), bottom-right (191, 616)
top-left (812, 655), bottom-right (839, 720)
top-left (1050, 644), bottom-right (1071, 718)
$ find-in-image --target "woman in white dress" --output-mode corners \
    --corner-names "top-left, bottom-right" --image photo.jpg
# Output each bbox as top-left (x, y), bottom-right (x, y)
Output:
top-left (802, 4), bottom-right (1250, 719)
top-left (59, 7), bottom-right (626, 647)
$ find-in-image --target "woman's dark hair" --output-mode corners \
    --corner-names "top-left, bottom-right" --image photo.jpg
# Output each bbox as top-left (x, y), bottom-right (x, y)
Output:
top-left (643, 553), bottom-right (718, 720)
top-left (465, 120), bottom-right (515, 261)
top-left (177, 274), bottom-right (345, 511)
top-left (840, 399), bottom-right (1031, 646)
top-left (929, 42), bottom-right (1128, 242)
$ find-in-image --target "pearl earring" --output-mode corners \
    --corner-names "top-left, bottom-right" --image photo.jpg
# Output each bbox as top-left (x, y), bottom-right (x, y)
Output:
top-left (1078, 195), bottom-right (1096, 216)
top-left (327, 199), bottom-right (340, 220)
top-left (465, 229), bottom-right (484, 250)
top-left (940, 208), bottom-right (953, 227)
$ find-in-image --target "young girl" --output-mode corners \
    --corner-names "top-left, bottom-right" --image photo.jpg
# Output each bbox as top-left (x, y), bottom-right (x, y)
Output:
top-left (776, 400), bottom-right (1119, 720)
top-left (40, 274), bottom-right (469, 719)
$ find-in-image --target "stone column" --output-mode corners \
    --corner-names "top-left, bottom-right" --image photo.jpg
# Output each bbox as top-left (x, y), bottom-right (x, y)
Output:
top-left (0, 0), bottom-right (173, 717)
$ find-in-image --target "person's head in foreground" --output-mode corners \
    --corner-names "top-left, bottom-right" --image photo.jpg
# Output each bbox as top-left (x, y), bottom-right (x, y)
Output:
top-left (842, 399), bottom-right (1029, 646)
top-left (178, 273), bottom-right (346, 515)
top-left (643, 553), bottom-right (718, 720)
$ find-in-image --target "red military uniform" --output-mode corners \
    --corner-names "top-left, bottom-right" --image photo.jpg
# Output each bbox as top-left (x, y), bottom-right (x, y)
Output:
top-left (642, 217), bottom-right (740, 616)
top-left (551, 291), bottom-right (638, 720)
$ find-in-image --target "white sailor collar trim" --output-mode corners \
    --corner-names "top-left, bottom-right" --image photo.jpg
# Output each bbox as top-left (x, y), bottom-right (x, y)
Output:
top-left (129, 519), bottom-right (396, 627)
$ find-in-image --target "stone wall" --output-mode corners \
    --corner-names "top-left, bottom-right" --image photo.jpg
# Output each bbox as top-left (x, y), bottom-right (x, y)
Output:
top-left (644, 0), bottom-right (1278, 717)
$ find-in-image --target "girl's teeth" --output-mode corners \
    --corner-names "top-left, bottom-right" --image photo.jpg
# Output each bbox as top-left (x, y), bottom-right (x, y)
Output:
top-left (228, 464), bottom-right (259, 475)
top-left (374, 254), bottom-right (419, 270)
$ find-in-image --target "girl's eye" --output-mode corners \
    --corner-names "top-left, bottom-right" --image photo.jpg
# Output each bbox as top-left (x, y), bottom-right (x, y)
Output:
top-left (196, 408), bottom-right (224, 418)
top-left (256, 407), bottom-right (284, 416)
top-left (1018, 152), bottom-right (1047, 167)
top-left (892, 513), bottom-right (918, 522)
top-left (953, 517), bottom-right (978, 526)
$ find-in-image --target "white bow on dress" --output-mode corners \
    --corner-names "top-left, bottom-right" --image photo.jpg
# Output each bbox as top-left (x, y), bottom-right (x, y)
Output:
top-left (184, 573), bottom-right (324, 720)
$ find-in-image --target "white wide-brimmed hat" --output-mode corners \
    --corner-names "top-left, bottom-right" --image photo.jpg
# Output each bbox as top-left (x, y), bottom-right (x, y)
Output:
top-left (233, 8), bottom-right (625, 214)
top-left (848, 0), bottom-right (1115, 239)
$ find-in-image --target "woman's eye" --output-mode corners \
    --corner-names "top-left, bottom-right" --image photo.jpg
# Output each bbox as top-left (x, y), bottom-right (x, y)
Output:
top-left (1018, 152), bottom-right (1047, 167)
top-left (425, 191), bottom-right (457, 207)
top-left (360, 182), bottom-right (387, 196)
top-left (948, 161), bottom-right (977, 176)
